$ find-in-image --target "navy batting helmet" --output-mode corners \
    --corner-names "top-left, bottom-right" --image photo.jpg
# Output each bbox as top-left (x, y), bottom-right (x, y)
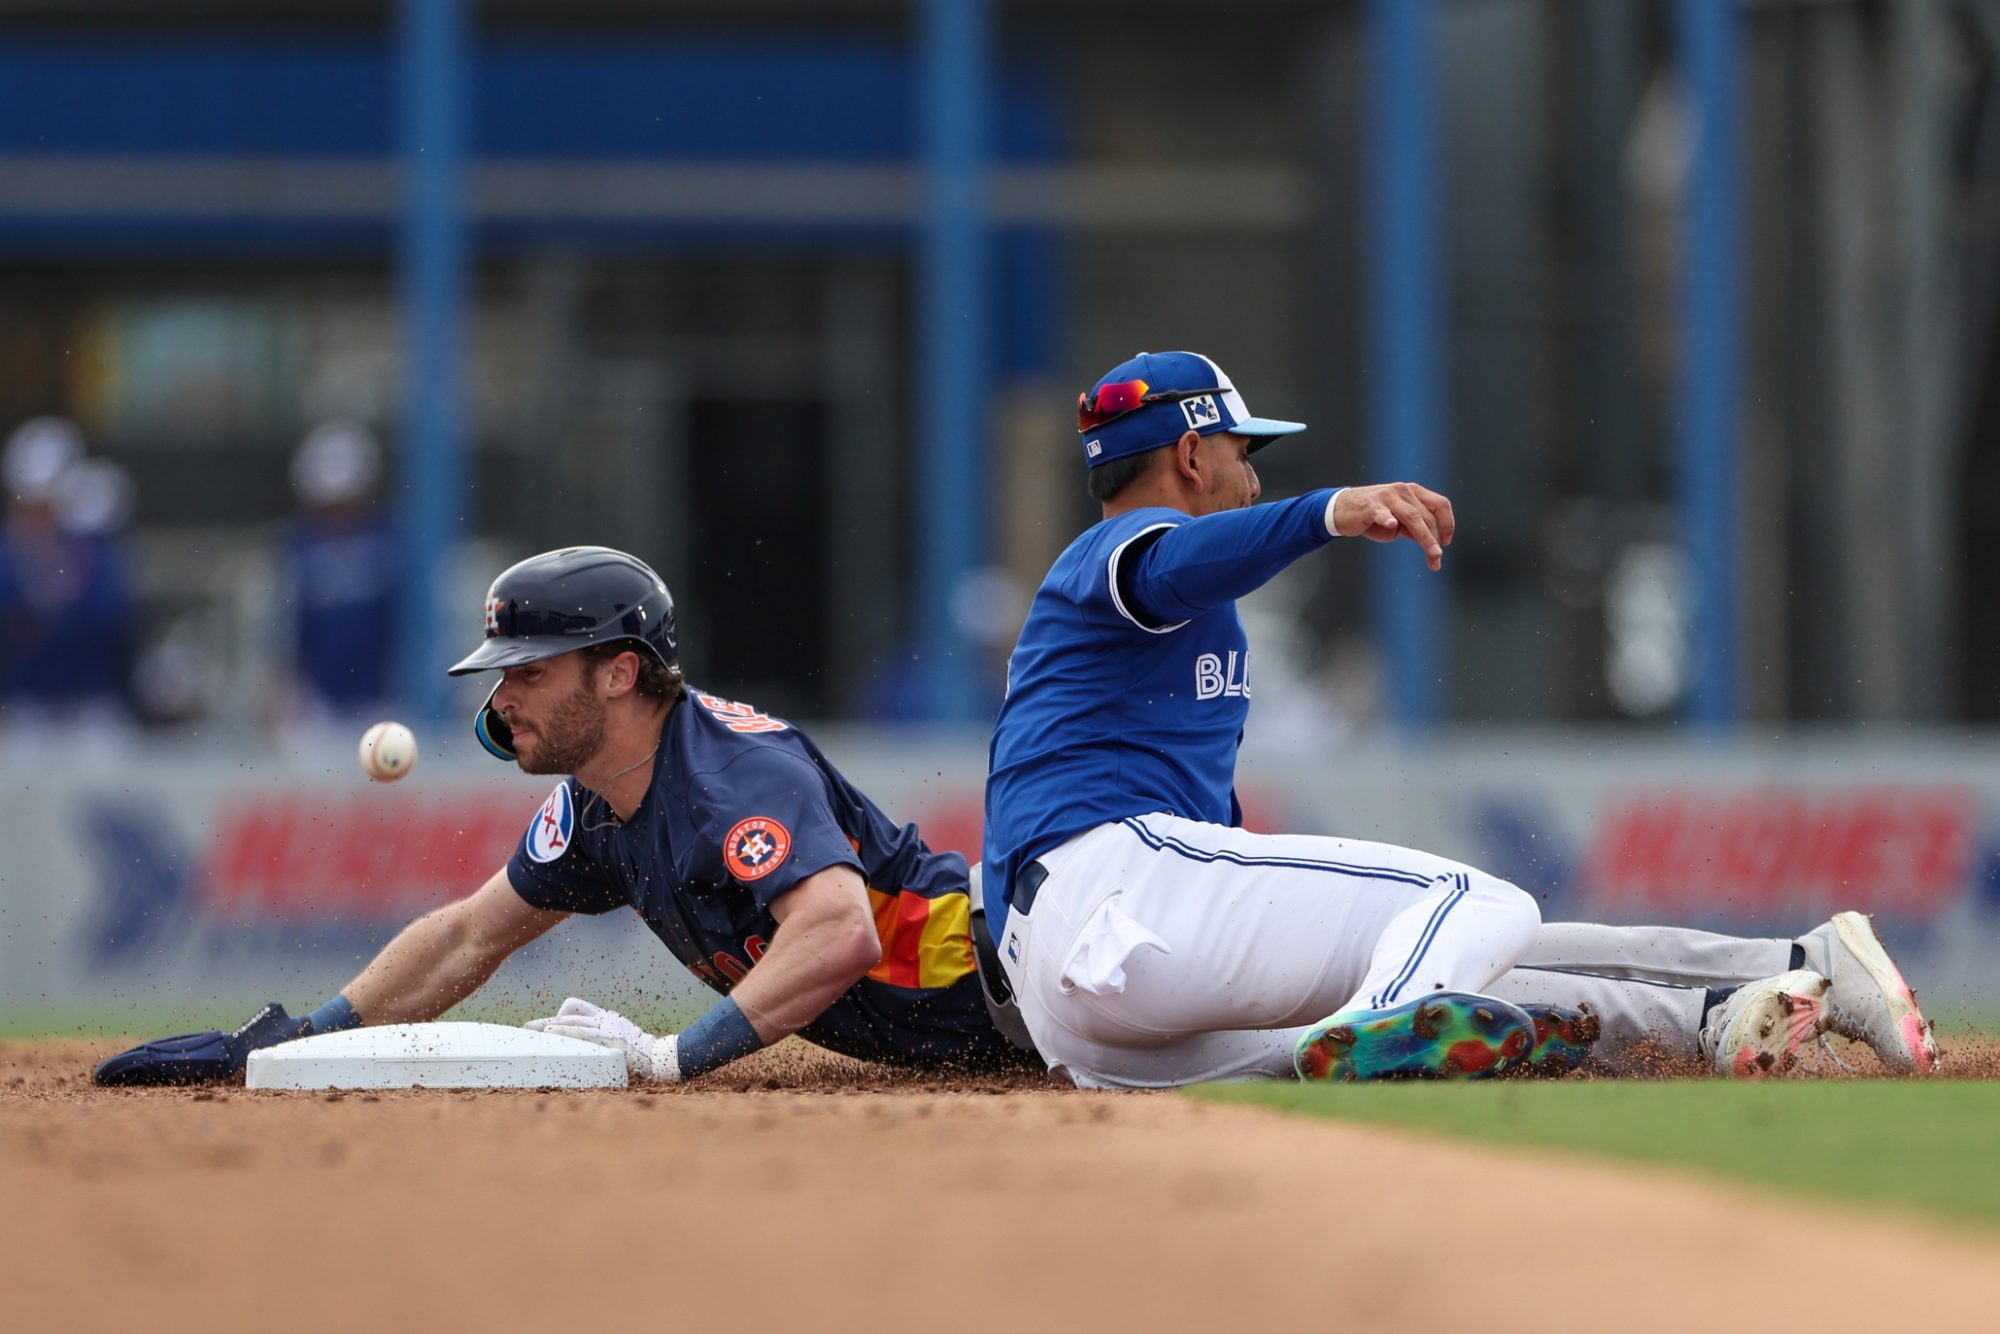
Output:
top-left (448, 546), bottom-right (678, 760)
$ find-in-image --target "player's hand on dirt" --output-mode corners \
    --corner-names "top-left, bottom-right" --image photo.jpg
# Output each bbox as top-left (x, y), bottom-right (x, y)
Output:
top-left (1331, 482), bottom-right (1455, 571)
top-left (526, 997), bottom-right (683, 1082)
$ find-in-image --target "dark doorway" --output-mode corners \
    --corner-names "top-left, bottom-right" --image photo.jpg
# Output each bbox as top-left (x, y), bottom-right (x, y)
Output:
top-left (684, 397), bottom-right (833, 719)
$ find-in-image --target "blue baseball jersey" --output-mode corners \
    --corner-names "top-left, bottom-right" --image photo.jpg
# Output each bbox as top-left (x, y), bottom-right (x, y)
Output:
top-left (508, 686), bottom-right (1014, 1069)
top-left (983, 492), bottom-right (1340, 922)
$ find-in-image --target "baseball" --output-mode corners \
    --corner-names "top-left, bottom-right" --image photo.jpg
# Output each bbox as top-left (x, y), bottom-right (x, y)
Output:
top-left (359, 721), bottom-right (418, 783)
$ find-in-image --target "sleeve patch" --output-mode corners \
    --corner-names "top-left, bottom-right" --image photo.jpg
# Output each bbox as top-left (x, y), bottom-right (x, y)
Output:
top-left (723, 816), bottom-right (793, 881)
top-left (696, 692), bottom-right (789, 733)
top-left (525, 783), bottom-right (575, 863)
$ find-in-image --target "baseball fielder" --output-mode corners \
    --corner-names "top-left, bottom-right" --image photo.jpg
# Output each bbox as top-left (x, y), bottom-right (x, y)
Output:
top-left (97, 547), bottom-right (1034, 1086)
top-left (982, 351), bottom-right (1941, 1088)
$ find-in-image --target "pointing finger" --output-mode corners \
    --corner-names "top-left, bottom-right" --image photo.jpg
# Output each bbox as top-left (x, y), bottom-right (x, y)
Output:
top-left (1424, 491), bottom-right (1456, 547)
top-left (1395, 502), bottom-right (1439, 551)
top-left (1394, 504), bottom-right (1443, 570)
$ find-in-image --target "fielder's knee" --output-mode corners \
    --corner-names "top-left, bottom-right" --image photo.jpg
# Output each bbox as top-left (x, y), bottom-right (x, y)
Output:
top-left (1466, 871), bottom-right (1542, 965)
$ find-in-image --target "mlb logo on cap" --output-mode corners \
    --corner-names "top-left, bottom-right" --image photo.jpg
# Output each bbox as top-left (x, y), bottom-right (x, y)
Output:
top-left (1075, 351), bottom-right (1306, 468)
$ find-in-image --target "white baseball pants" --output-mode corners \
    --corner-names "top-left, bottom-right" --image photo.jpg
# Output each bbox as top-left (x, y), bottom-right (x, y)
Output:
top-left (995, 814), bottom-right (1543, 1089)
top-left (1495, 923), bottom-right (1795, 1064)
top-left (996, 815), bottom-right (1801, 1089)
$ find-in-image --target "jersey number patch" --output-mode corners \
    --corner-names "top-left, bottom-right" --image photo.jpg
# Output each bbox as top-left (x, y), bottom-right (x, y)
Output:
top-left (724, 816), bottom-right (792, 881)
top-left (697, 692), bottom-right (789, 734)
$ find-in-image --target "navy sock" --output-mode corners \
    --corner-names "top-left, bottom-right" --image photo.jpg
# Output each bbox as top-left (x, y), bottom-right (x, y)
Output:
top-left (1701, 986), bottom-right (1738, 1031)
top-left (306, 995), bottom-right (362, 1035)
top-left (1789, 942), bottom-right (1806, 971)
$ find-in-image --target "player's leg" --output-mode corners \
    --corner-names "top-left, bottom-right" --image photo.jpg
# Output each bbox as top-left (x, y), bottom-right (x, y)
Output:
top-left (1486, 965), bottom-right (1836, 1078)
top-left (999, 814), bottom-right (1540, 1087)
top-left (1526, 922), bottom-right (1789, 984)
top-left (1527, 916), bottom-right (1940, 1074)
top-left (1283, 858), bottom-right (1546, 1080)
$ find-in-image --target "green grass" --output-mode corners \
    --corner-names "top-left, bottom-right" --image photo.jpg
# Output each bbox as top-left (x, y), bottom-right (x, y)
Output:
top-left (1191, 1079), bottom-right (2000, 1229)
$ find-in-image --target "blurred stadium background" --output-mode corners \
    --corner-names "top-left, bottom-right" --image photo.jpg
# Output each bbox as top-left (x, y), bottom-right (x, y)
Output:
top-left (5, 0), bottom-right (2000, 1027)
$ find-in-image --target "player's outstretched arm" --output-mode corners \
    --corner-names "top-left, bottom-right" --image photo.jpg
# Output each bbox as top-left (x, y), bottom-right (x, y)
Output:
top-left (342, 867), bottom-right (571, 1026)
top-left (1329, 481), bottom-right (1455, 570)
top-left (528, 865), bottom-right (881, 1083)
top-left (94, 869), bottom-right (569, 1087)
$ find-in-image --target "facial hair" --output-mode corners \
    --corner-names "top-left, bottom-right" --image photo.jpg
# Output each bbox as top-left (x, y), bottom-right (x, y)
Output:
top-left (512, 673), bottom-right (607, 775)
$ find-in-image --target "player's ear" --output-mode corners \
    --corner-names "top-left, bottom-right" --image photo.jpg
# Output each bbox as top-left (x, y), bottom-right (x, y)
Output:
top-left (1173, 430), bottom-right (1204, 486)
top-left (602, 649), bottom-right (641, 699)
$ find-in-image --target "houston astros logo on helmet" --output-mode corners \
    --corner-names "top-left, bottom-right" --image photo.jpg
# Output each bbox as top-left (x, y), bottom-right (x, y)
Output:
top-left (723, 816), bottom-right (792, 881)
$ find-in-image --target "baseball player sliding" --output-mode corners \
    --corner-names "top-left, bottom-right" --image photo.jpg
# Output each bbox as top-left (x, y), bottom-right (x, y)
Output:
top-left (982, 350), bottom-right (1941, 1087)
top-left (97, 547), bottom-right (1034, 1086)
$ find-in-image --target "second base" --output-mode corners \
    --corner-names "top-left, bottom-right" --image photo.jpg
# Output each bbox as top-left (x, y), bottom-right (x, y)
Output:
top-left (245, 1021), bottom-right (628, 1090)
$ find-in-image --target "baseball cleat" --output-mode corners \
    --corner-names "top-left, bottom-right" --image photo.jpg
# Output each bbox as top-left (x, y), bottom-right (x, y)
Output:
top-left (1699, 970), bottom-right (1830, 1079)
top-left (1294, 992), bottom-right (1536, 1082)
top-left (1518, 1003), bottom-right (1602, 1076)
top-left (1794, 912), bottom-right (1942, 1075)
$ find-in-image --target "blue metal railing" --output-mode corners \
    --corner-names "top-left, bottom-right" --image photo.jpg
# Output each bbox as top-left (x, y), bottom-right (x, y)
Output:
top-left (397, 0), bottom-right (467, 727)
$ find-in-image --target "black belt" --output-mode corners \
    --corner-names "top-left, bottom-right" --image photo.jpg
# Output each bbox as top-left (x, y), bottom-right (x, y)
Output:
top-left (968, 900), bottom-right (1012, 1007)
top-left (966, 859), bottom-right (1047, 1012)
top-left (1012, 859), bottom-right (1049, 916)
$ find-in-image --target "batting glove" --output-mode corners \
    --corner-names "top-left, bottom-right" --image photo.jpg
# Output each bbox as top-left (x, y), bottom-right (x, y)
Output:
top-left (525, 997), bottom-right (682, 1083)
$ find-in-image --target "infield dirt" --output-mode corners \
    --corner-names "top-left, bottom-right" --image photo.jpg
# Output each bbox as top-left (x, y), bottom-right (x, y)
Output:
top-left (5, 1038), bottom-right (1998, 1334)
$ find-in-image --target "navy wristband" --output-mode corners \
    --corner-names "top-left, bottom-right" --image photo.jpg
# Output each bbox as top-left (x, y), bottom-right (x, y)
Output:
top-left (677, 996), bottom-right (764, 1077)
top-left (306, 994), bottom-right (362, 1035)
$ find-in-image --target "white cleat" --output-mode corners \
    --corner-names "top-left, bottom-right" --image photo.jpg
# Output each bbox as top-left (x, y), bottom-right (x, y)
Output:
top-left (1700, 969), bottom-right (1832, 1079)
top-left (1795, 911), bottom-right (1942, 1075)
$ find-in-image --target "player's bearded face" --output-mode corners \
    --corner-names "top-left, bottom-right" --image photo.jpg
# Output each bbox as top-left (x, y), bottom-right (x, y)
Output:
top-left (511, 667), bottom-right (607, 775)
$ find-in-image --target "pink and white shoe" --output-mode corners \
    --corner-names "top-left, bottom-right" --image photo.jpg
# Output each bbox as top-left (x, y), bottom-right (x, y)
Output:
top-left (1796, 912), bottom-right (1943, 1075)
top-left (1699, 970), bottom-right (1831, 1079)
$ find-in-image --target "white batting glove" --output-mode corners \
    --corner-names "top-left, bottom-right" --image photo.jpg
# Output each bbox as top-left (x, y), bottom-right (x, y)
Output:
top-left (525, 997), bottom-right (682, 1083)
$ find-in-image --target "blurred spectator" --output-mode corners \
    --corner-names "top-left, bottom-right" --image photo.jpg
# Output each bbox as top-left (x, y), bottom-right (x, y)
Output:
top-left (280, 420), bottom-right (401, 726)
top-left (0, 417), bottom-right (139, 736)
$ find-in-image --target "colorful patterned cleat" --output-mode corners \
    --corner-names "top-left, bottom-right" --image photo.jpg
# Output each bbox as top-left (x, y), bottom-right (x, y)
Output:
top-left (1294, 992), bottom-right (1537, 1082)
top-left (1519, 1003), bottom-right (1602, 1076)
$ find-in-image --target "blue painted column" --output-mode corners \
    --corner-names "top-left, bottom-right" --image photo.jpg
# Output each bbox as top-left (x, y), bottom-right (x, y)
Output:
top-left (396, 0), bottom-right (469, 727)
top-left (1367, 0), bottom-right (1444, 727)
top-left (916, 0), bottom-right (991, 722)
top-left (1675, 0), bottom-right (1740, 727)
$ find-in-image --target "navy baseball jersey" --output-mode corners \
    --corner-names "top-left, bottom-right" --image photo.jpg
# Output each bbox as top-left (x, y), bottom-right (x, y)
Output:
top-left (507, 686), bottom-right (1013, 1068)
top-left (982, 492), bottom-right (1340, 922)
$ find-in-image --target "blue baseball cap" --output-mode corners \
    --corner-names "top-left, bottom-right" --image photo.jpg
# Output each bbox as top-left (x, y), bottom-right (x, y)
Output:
top-left (1077, 351), bottom-right (1307, 468)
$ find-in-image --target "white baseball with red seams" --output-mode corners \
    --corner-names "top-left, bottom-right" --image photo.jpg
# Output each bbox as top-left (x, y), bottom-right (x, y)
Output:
top-left (358, 721), bottom-right (418, 783)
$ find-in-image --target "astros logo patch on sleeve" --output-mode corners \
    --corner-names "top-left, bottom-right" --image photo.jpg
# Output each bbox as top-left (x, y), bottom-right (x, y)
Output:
top-left (723, 816), bottom-right (792, 882)
top-left (526, 783), bottom-right (575, 863)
